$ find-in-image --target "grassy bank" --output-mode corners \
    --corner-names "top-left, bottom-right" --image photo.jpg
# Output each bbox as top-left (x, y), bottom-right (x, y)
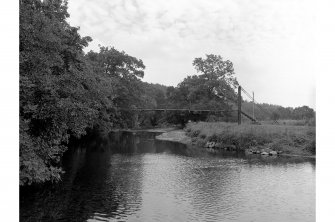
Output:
top-left (185, 122), bottom-right (316, 156)
top-left (155, 130), bottom-right (192, 144)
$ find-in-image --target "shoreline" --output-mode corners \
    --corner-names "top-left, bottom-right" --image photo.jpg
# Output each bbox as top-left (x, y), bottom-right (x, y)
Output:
top-left (155, 130), bottom-right (192, 145)
top-left (112, 127), bottom-right (178, 134)
top-left (111, 124), bottom-right (315, 159)
top-left (155, 127), bottom-right (316, 159)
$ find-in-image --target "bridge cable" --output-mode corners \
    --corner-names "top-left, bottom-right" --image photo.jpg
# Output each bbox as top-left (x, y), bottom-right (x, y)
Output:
top-left (239, 85), bottom-right (279, 124)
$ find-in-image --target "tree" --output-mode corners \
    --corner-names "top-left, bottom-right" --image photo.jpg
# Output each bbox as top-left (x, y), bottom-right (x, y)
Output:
top-left (19, 0), bottom-right (104, 185)
top-left (85, 46), bottom-right (146, 128)
top-left (169, 55), bottom-right (238, 109)
top-left (86, 46), bottom-right (145, 108)
top-left (292, 106), bottom-right (315, 120)
top-left (193, 54), bottom-right (237, 85)
top-left (165, 54), bottom-right (239, 123)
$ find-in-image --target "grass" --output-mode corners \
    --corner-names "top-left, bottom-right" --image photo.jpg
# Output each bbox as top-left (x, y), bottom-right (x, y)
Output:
top-left (185, 121), bottom-right (316, 156)
top-left (260, 119), bottom-right (316, 126)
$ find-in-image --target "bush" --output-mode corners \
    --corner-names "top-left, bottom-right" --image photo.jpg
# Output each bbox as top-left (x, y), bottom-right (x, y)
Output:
top-left (208, 134), bottom-right (219, 142)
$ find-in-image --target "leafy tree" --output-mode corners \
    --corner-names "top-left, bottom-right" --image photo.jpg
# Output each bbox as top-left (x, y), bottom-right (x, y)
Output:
top-left (136, 83), bottom-right (170, 127)
top-left (19, 0), bottom-right (108, 185)
top-left (292, 106), bottom-right (315, 120)
top-left (86, 46), bottom-right (146, 128)
top-left (165, 54), bottom-right (239, 123)
top-left (20, 0), bottom-right (146, 185)
top-left (193, 54), bottom-right (237, 85)
top-left (86, 46), bottom-right (145, 107)
top-left (240, 101), bottom-right (315, 121)
top-left (159, 54), bottom-right (238, 123)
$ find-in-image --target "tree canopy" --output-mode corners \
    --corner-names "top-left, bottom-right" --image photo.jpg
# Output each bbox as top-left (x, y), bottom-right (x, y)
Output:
top-left (20, 0), bottom-right (99, 185)
top-left (19, 0), bottom-right (147, 185)
top-left (166, 55), bottom-right (238, 110)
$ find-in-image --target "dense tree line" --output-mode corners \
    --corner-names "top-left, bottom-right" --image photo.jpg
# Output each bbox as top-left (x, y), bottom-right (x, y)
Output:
top-left (20, 0), bottom-right (149, 185)
top-left (241, 102), bottom-right (315, 121)
top-left (160, 55), bottom-right (239, 124)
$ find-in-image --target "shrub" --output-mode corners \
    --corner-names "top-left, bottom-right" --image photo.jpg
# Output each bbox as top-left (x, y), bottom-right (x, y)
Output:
top-left (208, 134), bottom-right (219, 142)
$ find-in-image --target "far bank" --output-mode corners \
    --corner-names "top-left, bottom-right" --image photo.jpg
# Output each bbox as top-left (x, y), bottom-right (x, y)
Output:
top-left (156, 122), bottom-right (316, 158)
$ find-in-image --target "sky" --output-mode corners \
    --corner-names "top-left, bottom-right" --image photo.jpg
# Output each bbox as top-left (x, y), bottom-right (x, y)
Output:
top-left (67, 0), bottom-right (315, 109)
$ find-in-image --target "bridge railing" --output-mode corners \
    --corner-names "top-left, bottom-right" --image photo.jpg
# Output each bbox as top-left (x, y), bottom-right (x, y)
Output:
top-left (119, 83), bottom-right (279, 125)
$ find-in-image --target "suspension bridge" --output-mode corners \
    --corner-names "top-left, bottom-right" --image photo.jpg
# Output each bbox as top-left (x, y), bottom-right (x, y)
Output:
top-left (120, 83), bottom-right (279, 125)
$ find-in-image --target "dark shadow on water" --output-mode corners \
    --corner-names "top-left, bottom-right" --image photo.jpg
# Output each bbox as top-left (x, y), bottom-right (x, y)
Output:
top-left (20, 131), bottom-right (315, 221)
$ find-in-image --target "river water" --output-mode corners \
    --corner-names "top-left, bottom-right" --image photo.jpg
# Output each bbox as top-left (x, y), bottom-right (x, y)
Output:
top-left (20, 131), bottom-right (315, 222)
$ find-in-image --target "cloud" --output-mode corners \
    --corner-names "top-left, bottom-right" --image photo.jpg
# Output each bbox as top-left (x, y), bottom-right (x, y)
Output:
top-left (67, 0), bottom-right (315, 108)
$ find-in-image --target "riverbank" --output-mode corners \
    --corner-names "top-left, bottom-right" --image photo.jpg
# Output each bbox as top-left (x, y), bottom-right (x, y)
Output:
top-left (155, 130), bottom-right (192, 144)
top-left (114, 127), bottom-right (178, 134)
top-left (156, 122), bottom-right (316, 158)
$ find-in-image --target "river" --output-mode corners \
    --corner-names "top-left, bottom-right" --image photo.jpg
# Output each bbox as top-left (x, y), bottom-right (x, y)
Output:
top-left (20, 131), bottom-right (315, 222)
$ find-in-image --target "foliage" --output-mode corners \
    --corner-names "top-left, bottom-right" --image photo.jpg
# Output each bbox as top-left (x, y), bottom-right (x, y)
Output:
top-left (86, 46), bottom-right (145, 107)
top-left (19, 0), bottom-right (147, 185)
top-left (135, 82), bottom-right (168, 127)
top-left (20, 0), bottom-right (101, 185)
top-left (164, 54), bottom-right (239, 123)
top-left (241, 101), bottom-right (315, 122)
top-left (85, 47), bottom-right (146, 128)
top-left (292, 106), bottom-right (315, 120)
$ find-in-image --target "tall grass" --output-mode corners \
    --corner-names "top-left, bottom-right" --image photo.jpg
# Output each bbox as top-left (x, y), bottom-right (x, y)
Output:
top-left (260, 118), bottom-right (316, 126)
top-left (185, 122), bottom-right (316, 155)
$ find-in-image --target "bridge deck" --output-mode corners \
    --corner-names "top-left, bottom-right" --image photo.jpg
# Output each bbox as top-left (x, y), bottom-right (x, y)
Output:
top-left (120, 108), bottom-right (237, 112)
top-left (119, 108), bottom-right (260, 124)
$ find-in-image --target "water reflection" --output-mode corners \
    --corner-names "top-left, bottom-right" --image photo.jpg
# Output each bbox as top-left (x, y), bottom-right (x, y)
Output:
top-left (20, 131), bottom-right (315, 222)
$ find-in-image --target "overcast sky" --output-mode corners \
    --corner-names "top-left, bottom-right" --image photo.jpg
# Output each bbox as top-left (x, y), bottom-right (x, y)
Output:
top-left (67, 0), bottom-right (315, 109)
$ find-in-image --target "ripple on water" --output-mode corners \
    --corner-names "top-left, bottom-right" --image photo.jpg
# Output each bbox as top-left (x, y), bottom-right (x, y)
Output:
top-left (20, 133), bottom-right (315, 222)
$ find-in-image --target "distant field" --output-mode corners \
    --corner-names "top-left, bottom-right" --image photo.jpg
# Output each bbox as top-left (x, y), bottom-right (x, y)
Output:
top-left (185, 121), bottom-right (316, 156)
top-left (260, 119), bottom-right (315, 126)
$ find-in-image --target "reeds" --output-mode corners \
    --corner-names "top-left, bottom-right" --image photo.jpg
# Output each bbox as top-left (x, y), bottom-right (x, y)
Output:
top-left (185, 121), bottom-right (316, 155)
